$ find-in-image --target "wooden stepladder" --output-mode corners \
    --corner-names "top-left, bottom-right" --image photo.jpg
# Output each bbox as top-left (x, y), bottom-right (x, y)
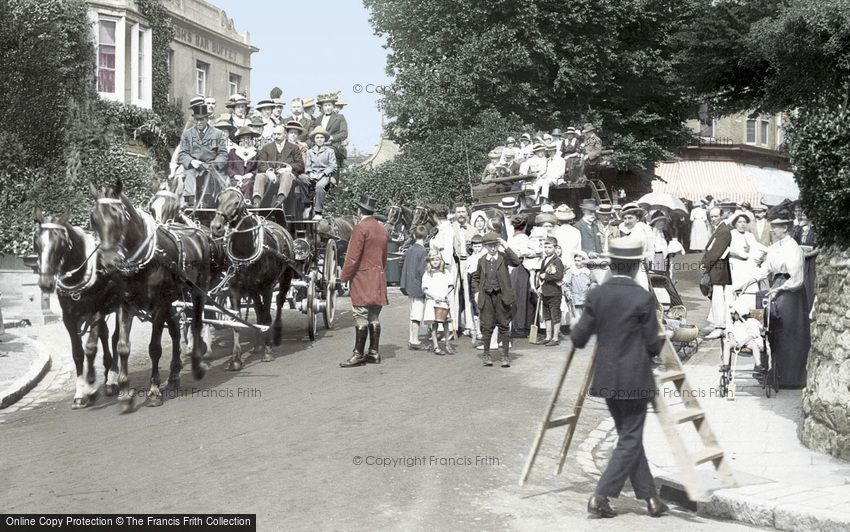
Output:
top-left (519, 346), bottom-right (596, 485)
top-left (519, 337), bottom-right (737, 501)
top-left (653, 334), bottom-right (737, 501)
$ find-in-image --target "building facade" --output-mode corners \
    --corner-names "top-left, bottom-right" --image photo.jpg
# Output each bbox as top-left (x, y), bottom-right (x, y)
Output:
top-left (87, 0), bottom-right (257, 112)
top-left (688, 105), bottom-right (786, 151)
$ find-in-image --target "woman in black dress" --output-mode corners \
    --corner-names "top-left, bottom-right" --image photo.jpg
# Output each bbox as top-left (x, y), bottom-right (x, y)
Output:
top-left (790, 210), bottom-right (818, 313)
top-left (736, 208), bottom-right (810, 388)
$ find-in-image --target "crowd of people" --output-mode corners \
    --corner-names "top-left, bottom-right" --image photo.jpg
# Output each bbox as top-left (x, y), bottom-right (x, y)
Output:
top-left (478, 124), bottom-right (606, 205)
top-left (396, 194), bottom-right (688, 365)
top-left (696, 197), bottom-right (816, 389)
top-left (171, 91), bottom-right (349, 220)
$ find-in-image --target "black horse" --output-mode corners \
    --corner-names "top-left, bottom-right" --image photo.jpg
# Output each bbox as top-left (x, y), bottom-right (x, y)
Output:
top-left (33, 208), bottom-right (120, 408)
top-left (209, 187), bottom-right (298, 370)
top-left (90, 179), bottom-right (210, 410)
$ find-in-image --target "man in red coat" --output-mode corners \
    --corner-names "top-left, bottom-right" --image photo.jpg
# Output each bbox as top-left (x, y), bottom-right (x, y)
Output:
top-left (340, 196), bottom-right (389, 368)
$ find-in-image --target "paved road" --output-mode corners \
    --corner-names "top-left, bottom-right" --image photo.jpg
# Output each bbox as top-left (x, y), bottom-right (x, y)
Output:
top-left (0, 288), bottom-right (759, 531)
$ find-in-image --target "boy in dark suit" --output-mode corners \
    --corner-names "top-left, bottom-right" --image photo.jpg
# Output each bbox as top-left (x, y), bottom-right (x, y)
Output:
top-left (400, 225), bottom-right (429, 350)
top-left (570, 238), bottom-right (668, 519)
top-left (471, 232), bottom-right (521, 367)
top-left (536, 236), bottom-right (565, 346)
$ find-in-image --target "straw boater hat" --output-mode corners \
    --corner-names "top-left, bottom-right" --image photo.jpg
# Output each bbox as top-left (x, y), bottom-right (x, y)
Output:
top-left (487, 149), bottom-right (502, 160)
top-left (752, 203), bottom-right (768, 212)
top-left (554, 204), bottom-right (576, 221)
top-left (498, 197), bottom-right (519, 209)
top-left (309, 125), bottom-right (330, 140)
top-left (565, 126), bottom-right (577, 135)
top-left (284, 120), bottom-right (304, 133)
top-left (233, 126), bottom-right (259, 140)
top-left (188, 96), bottom-right (205, 109)
top-left (520, 133), bottom-right (532, 141)
top-left (596, 202), bottom-right (614, 215)
top-left (532, 143), bottom-right (546, 153)
top-left (302, 97), bottom-right (317, 108)
top-left (335, 99), bottom-right (347, 108)
top-left (255, 99), bottom-right (275, 110)
top-left (620, 201), bottom-right (646, 218)
top-left (272, 98), bottom-right (285, 107)
top-left (604, 238), bottom-right (644, 261)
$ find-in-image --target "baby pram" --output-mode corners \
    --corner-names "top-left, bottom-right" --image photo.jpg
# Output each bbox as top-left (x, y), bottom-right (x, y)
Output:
top-left (718, 291), bottom-right (778, 399)
top-left (648, 271), bottom-right (700, 358)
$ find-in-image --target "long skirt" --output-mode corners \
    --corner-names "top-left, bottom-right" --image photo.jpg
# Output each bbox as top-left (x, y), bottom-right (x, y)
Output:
top-left (510, 264), bottom-right (535, 333)
top-left (766, 279), bottom-right (811, 388)
top-left (803, 257), bottom-right (816, 313)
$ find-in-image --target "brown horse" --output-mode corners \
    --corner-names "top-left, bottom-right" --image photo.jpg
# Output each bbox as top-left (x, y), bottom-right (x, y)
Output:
top-left (209, 187), bottom-right (298, 370)
top-left (33, 209), bottom-right (120, 408)
top-left (90, 179), bottom-right (210, 410)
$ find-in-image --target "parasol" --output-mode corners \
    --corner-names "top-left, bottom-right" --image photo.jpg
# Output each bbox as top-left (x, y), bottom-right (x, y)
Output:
top-left (636, 192), bottom-right (688, 215)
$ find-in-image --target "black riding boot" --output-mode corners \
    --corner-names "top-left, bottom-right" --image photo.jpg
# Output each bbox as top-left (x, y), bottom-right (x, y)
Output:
top-left (365, 323), bottom-right (381, 364)
top-left (340, 326), bottom-right (368, 367)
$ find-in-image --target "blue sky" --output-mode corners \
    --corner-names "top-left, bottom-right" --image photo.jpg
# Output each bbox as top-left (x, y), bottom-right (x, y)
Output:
top-left (213, 0), bottom-right (391, 154)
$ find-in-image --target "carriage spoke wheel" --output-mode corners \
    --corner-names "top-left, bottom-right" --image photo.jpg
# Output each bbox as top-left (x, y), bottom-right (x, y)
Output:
top-left (306, 273), bottom-right (317, 341)
top-left (322, 239), bottom-right (339, 329)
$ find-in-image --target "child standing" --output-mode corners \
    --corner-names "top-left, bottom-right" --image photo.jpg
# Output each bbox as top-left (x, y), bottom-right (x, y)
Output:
top-left (400, 226), bottom-right (429, 350)
top-left (422, 249), bottom-right (455, 355)
top-left (564, 250), bottom-right (593, 318)
top-left (536, 236), bottom-right (565, 346)
top-left (467, 234), bottom-right (485, 345)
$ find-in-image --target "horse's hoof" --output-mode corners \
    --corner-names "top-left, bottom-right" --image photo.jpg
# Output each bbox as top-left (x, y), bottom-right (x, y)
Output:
top-left (147, 394), bottom-right (163, 407)
top-left (71, 397), bottom-right (89, 409)
top-left (104, 384), bottom-right (119, 397)
top-left (192, 362), bottom-right (208, 380)
top-left (226, 359), bottom-right (243, 372)
top-left (119, 395), bottom-right (134, 414)
top-left (261, 352), bottom-right (274, 363)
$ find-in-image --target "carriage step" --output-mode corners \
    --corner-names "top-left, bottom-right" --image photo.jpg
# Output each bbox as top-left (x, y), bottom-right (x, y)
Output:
top-left (671, 407), bottom-right (705, 424)
top-left (692, 447), bottom-right (725, 466)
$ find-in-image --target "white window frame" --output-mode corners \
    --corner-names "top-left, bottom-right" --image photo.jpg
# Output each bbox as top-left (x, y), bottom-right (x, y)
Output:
top-left (745, 118), bottom-right (757, 145)
top-left (228, 72), bottom-right (241, 96)
top-left (759, 114), bottom-right (771, 147)
top-left (196, 60), bottom-right (209, 97)
top-left (92, 13), bottom-right (125, 101)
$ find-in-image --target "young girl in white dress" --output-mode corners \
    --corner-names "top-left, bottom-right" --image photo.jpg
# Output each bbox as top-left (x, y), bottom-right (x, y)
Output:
top-left (422, 250), bottom-right (455, 355)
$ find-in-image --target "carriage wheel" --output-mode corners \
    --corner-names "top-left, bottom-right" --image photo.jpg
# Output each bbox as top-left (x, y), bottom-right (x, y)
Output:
top-left (306, 273), bottom-right (317, 341)
top-left (322, 239), bottom-right (339, 329)
top-left (718, 374), bottom-right (728, 398)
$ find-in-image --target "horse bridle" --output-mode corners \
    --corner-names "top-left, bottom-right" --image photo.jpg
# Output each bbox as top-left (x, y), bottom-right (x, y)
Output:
top-left (214, 187), bottom-right (251, 226)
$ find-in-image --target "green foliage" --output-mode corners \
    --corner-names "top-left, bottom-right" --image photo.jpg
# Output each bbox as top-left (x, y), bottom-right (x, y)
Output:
top-left (364, 0), bottom-right (695, 173)
top-left (672, 0), bottom-right (850, 245)
top-left (0, 0), bottom-right (164, 255)
top-left (328, 110), bottom-right (528, 213)
top-left (785, 105), bottom-right (850, 248)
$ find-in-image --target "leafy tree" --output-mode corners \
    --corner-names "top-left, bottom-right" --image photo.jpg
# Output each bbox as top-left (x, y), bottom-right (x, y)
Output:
top-left (364, 0), bottom-right (696, 173)
top-left (672, 0), bottom-right (850, 246)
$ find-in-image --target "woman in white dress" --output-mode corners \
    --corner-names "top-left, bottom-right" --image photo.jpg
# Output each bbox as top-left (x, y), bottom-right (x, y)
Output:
top-left (689, 200), bottom-right (710, 252)
top-left (727, 211), bottom-right (765, 311)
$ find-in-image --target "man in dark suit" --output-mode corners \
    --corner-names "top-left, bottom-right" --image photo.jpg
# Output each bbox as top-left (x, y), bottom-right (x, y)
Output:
top-left (471, 232), bottom-right (521, 367)
top-left (316, 93), bottom-right (349, 168)
top-left (255, 124), bottom-right (306, 209)
top-left (283, 97), bottom-right (314, 144)
top-left (340, 197), bottom-right (390, 368)
top-left (700, 206), bottom-right (733, 339)
top-left (574, 198), bottom-right (603, 256)
top-left (570, 238), bottom-right (667, 519)
top-left (177, 104), bottom-right (228, 208)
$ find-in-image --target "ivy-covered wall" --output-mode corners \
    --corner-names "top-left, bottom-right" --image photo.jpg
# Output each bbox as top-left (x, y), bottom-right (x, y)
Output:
top-left (0, 0), bottom-right (183, 256)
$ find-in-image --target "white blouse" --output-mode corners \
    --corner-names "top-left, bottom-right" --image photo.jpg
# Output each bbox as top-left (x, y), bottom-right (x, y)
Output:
top-left (618, 221), bottom-right (655, 257)
top-left (752, 235), bottom-right (805, 290)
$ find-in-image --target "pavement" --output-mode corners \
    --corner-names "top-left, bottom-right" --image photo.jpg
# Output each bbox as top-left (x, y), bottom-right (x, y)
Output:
top-left (582, 254), bottom-right (850, 532)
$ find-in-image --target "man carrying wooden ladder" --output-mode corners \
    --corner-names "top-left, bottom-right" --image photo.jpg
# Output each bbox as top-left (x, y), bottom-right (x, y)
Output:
top-left (569, 238), bottom-right (669, 518)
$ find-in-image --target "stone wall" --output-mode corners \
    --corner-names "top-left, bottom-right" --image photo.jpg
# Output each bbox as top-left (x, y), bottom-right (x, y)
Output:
top-left (800, 247), bottom-right (850, 460)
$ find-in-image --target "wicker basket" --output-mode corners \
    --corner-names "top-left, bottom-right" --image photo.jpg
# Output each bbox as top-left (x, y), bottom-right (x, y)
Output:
top-left (671, 324), bottom-right (699, 342)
